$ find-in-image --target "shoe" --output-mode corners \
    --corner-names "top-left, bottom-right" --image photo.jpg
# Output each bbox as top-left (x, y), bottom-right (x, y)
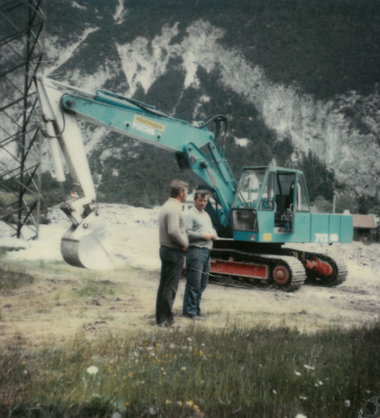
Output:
top-left (157, 318), bottom-right (175, 327)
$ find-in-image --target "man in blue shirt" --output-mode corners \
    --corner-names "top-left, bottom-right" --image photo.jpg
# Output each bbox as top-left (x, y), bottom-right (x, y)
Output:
top-left (183, 190), bottom-right (217, 319)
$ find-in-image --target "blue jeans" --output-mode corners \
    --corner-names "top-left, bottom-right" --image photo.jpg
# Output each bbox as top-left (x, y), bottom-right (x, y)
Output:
top-left (156, 246), bottom-right (185, 325)
top-left (183, 246), bottom-right (210, 317)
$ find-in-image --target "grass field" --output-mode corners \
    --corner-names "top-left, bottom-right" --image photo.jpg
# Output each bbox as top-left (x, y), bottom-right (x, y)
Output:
top-left (0, 257), bottom-right (379, 417)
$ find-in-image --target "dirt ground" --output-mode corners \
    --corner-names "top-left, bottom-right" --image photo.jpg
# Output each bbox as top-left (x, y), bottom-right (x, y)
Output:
top-left (0, 241), bottom-right (379, 349)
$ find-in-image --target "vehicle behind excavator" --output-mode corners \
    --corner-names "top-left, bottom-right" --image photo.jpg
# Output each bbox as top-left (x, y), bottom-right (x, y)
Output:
top-left (35, 76), bottom-right (353, 290)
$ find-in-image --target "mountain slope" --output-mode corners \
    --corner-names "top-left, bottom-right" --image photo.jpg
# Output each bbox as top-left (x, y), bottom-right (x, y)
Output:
top-left (37, 0), bottom-right (380, 209)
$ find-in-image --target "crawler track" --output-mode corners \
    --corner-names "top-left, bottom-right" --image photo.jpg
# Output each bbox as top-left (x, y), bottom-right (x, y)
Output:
top-left (283, 248), bottom-right (348, 286)
top-left (209, 240), bottom-right (347, 291)
top-left (210, 248), bottom-right (306, 291)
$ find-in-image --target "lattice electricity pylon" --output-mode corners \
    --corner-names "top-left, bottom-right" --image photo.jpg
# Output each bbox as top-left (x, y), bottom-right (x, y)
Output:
top-left (0, 0), bottom-right (45, 240)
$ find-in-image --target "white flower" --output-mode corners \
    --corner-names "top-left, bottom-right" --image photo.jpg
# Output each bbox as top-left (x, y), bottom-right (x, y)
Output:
top-left (272, 389), bottom-right (277, 395)
top-left (294, 370), bottom-right (302, 376)
top-left (344, 400), bottom-right (351, 407)
top-left (181, 366), bottom-right (187, 371)
top-left (299, 395), bottom-right (307, 400)
top-left (295, 414), bottom-right (307, 418)
top-left (86, 365), bottom-right (99, 375)
top-left (303, 364), bottom-right (315, 370)
top-left (169, 343), bottom-right (176, 349)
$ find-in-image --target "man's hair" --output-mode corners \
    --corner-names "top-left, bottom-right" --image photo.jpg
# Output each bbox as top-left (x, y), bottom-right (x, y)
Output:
top-left (194, 190), bottom-right (210, 200)
top-left (170, 179), bottom-right (188, 198)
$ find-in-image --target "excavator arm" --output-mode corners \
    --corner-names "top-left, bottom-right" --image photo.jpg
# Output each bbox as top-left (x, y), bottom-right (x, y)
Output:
top-left (36, 76), bottom-right (236, 268)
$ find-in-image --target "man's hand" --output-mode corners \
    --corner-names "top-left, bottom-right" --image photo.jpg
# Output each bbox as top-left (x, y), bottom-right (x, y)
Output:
top-left (204, 234), bottom-right (218, 241)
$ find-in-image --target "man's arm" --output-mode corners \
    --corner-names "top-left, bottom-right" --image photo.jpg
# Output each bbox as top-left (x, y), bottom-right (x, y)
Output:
top-left (167, 211), bottom-right (188, 249)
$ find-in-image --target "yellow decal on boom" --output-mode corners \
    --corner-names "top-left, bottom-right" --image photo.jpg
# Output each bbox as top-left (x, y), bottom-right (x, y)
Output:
top-left (134, 115), bottom-right (165, 132)
top-left (263, 233), bottom-right (272, 242)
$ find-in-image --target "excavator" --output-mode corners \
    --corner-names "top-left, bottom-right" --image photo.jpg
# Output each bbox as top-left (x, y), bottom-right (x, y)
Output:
top-left (35, 76), bottom-right (353, 290)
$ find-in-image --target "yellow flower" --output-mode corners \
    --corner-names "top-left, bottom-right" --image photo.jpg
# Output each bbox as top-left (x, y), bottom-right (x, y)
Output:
top-left (186, 400), bottom-right (194, 407)
top-left (125, 402), bottom-right (130, 407)
top-left (165, 399), bottom-right (172, 405)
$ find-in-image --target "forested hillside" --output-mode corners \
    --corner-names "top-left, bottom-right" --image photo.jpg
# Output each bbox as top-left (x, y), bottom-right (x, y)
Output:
top-left (37, 0), bottom-right (380, 212)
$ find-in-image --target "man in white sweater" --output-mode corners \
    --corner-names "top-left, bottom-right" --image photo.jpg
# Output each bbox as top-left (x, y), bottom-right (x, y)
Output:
top-left (183, 190), bottom-right (217, 319)
top-left (155, 179), bottom-right (189, 327)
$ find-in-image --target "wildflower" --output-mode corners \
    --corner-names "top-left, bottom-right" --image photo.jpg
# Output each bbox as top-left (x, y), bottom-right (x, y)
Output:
top-left (125, 402), bottom-right (130, 407)
top-left (86, 365), bottom-right (99, 375)
top-left (295, 414), bottom-right (307, 418)
top-left (344, 400), bottom-right (351, 407)
top-left (165, 399), bottom-right (172, 405)
top-left (294, 370), bottom-right (302, 376)
top-left (169, 343), bottom-right (176, 349)
top-left (299, 395), bottom-right (308, 400)
top-left (186, 400), bottom-right (195, 407)
top-left (181, 366), bottom-right (186, 371)
top-left (177, 401), bottom-right (183, 406)
top-left (303, 364), bottom-right (315, 370)
top-left (128, 371), bottom-right (134, 378)
top-left (272, 389), bottom-right (278, 395)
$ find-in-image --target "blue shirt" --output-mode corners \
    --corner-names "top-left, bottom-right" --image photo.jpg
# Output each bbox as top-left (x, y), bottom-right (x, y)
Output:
top-left (185, 206), bottom-right (217, 250)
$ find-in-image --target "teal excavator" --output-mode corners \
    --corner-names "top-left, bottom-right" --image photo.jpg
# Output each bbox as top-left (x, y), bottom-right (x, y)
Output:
top-left (36, 76), bottom-right (353, 290)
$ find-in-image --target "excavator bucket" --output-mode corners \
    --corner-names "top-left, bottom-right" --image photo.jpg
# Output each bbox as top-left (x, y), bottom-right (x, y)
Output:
top-left (60, 212), bottom-right (115, 270)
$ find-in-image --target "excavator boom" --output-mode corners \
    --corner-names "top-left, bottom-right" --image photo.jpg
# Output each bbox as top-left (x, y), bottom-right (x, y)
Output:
top-left (36, 76), bottom-right (237, 268)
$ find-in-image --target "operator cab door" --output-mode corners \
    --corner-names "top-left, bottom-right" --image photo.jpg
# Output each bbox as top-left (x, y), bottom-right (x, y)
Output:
top-left (273, 171), bottom-right (310, 234)
top-left (274, 172), bottom-right (296, 232)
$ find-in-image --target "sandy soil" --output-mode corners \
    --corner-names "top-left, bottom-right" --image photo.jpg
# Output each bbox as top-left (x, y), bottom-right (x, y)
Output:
top-left (0, 241), bottom-right (379, 348)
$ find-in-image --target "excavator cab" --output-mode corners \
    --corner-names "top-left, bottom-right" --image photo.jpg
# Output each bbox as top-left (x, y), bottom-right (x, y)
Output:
top-left (231, 166), bottom-right (352, 245)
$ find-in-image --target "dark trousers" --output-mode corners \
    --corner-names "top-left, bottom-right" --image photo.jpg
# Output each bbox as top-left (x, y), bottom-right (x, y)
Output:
top-left (156, 246), bottom-right (185, 325)
top-left (183, 246), bottom-right (210, 317)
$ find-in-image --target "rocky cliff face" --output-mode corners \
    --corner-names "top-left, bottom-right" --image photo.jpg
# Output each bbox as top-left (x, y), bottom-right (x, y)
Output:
top-left (11, 0), bottom-right (380, 206)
